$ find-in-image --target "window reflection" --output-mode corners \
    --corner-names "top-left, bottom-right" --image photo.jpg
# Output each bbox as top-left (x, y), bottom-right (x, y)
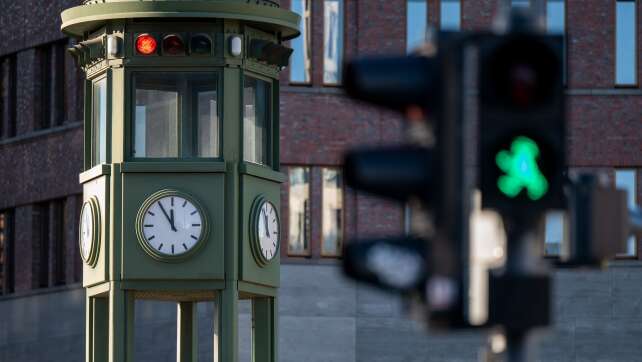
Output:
top-left (616, 169), bottom-right (637, 256)
top-left (290, 0), bottom-right (311, 83)
top-left (323, 0), bottom-right (344, 84)
top-left (441, 0), bottom-right (461, 31)
top-left (93, 78), bottom-right (107, 165)
top-left (288, 167), bottom-right (311, 255)
top-left (243, 76), bottom-right (271, 165)
top-left (616, 1), bottom-right (637, 85)
top-left (544, 211), bottom-right (565, 256)
top-left (407, 0), bottom-right (427, 52)
top-left (133, 72), bottom-right (219, 159)
top-left (322, 168), bottom-right (343, 256)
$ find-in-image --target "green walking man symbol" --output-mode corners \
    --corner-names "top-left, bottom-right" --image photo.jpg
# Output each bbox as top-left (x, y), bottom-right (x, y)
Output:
top-left (495, 136), bottom-right (549, 201)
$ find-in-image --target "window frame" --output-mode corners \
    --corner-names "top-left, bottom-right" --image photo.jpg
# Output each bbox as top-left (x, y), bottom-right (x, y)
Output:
top-left (126, 69), bottom-right (224, 162)
top-left (322, 0), bottom-right (345, 86)
top-left (289, 0), bottom-right (312, 85)
top-left (615, 0), bottom-right (638, 87)
top-left (320, 167), bottom-right (345, 258)
top-left (615, 169), bottom-right (638, 258)
top-left (242, 71), bottom-right (275, 168)
top-left (286, 166), bottom-right (312, 257)
top-left (0, 209), bottom-right (14, 295)
top-left (440, 0), bottom-right (462, 31)
top-left (406, 0), bottom-right (428, 53)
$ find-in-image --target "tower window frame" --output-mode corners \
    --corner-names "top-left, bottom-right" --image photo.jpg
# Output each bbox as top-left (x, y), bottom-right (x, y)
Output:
top-left (129, 70), bottom-right (223, 161)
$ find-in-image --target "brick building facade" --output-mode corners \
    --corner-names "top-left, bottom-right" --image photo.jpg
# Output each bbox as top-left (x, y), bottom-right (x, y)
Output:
top-left (0, 0), bottom-right (641, 361)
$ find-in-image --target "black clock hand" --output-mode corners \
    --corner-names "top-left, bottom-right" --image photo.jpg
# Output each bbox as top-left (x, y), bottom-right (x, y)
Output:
top-left (263, 212), bottom-right (270, 237)
top-left (158, 201), bottom-right (177, 232)
top-left (170, 209), bottom-right (177, 231)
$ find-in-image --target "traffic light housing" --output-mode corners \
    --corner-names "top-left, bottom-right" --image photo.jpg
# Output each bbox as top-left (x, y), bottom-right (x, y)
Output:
top-left (479, 33), bottom-right (565, 215)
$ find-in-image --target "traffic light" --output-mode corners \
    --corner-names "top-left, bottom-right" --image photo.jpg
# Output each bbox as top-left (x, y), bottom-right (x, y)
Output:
top-left (479, 33), bottom-right (565, 215)
top-left (342, 33), bottom-right (471, 329)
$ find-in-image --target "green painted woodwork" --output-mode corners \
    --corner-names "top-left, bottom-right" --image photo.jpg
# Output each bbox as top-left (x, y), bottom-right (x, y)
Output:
top-left (61, 1), bottom-right (300, 40)
top-left (66, 1), bottom-right (297, 359)
top-left (240, 172), bottom-right (282, 287)
top-left (82, 175), bottom-right (110, 288)
top-left (121, 172), bottom-right (225, 280)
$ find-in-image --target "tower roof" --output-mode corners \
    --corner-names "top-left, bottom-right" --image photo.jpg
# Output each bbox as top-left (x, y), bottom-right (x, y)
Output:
top-left (62, 0), bottom-right (299, 39)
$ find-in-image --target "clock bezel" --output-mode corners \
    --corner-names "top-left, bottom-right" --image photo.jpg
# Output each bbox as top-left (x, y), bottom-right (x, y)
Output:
top-left (135, 189), bottom-right (210, 263)
top-left (249, 195), bottom-right (280, 267)
top-left (79, 197), bottom-right (101, 268)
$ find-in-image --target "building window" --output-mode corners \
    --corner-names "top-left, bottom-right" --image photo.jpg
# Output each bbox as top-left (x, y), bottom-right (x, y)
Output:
top-left (512, 0), bottom-right (531, 8)
top-left (323, 0), bottom-right (344, 85)
top-left (441, 0), bottom-right (461, 31)
top-left (133, 72), bottom-right (220, 159)
top-left (243, 76), bottom-right (271, 166)
top-left (36, 40), bottom-right (67, 130)
top-left (616, 169), bottom-right (637, 256)
top-left (321, 168), bottom-right (343, 256)
top-left (0, 55), bottom-right (17, 139)
top-left (93, 78), bottom-right (107, 166)
top-left (546, 0), bottom-right (566, 82)
top-left (616, 0), bottom-right (637, 86)
top-left (288, 167), bottom-right (311, 256)
top-left (407, 0), bottom-right (427, 53)
top-left (34, 199), bottom-right (67, 288)
top-left (0, 210), bottom-right (14, 295)
top-left (544, 211), bottom-right (565, 256)
top-left (290, 0), bottom-right (311, 83)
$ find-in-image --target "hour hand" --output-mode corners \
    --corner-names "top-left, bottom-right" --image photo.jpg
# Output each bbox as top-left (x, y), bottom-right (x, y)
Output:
top-left (158, 201), bottom-right (177, 232)
top-left (263, 213), bottom-right (270, 237)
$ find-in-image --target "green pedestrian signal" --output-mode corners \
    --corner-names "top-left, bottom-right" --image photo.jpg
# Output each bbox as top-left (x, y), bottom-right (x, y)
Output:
top-left (495, 136), bottom-right (549, 200)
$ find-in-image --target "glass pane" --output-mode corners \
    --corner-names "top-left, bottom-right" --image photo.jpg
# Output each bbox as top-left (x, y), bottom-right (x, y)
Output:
top-left (512, 0), bottom-right (530, 8)
top-left (0, 212), bottom-right (5, 292)
top-left (134, 74), bottom-right (178, 158)
top-left (133, 72), bottom-right (219, 158)
top-left (407, 0), bottom-right (427, 52)
top-left (290, 0), bottom-right (311, 83)
top-left (616, 1), bottom-right (637, 85)
top-left (546, 0), bottom-right (565, 34)
top-left (441, 0), bottom-right (461, 31)
top-left (93, 78), bottom-right (107, 165)
top-left (288, 167), bottom-right (310, 255)
top-left (322, 168), bottom-right (343, 256)
top-left (616, 169), bottom-right (637, 256)
top-left (243, 77), bottom-right (271, 165)
top-left (544, 211), bottom-right (565, 256)
top-left (196, 90), bottom-right (219, 158)
top-left (323, 0), bottom-right (344, 84)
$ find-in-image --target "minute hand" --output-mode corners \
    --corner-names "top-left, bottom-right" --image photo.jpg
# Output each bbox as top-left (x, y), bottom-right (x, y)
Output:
top-left (158, 201), bottom-right (178, 232)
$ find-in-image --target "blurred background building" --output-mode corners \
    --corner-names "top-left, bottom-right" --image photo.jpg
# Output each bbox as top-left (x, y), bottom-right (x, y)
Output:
top-left (0, 0), bottom-right (641, 361)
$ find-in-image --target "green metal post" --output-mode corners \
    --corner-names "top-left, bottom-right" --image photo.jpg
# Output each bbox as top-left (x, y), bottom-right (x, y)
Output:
top-left (177, 302), bottom-right (198, 362)
top-left (252, 297), bottom-right (276, 362)
top-left (108, 283), bottom-right (134, 362)
top-left (93, 297), bottom-right (108, 362)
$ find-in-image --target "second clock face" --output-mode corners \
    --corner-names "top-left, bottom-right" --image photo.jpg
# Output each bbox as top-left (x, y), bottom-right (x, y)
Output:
top-left (140, 195), bottom-right (204, 257)
top-left (257, 201), bottom-right (279, 262)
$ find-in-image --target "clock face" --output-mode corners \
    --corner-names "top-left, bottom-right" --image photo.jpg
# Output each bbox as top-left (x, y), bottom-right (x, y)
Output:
top-left (256, 201), bottom-right (279, 262)
top-left (79, 202), bottom-right (94, 263)
top-left (140, 194), bottom-right (205, 258)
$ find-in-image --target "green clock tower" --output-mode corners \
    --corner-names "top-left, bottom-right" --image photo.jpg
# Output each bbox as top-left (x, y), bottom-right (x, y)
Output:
top-left (61, 1), bottom-right (299, 361)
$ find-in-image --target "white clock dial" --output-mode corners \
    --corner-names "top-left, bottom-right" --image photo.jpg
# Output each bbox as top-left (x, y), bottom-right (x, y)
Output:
top-left (79, 202), bottom-right (94, 262)
top-left (257, 201), bottom-right (279, 262)
top-left (140, 195), bottom-right (204, 257)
